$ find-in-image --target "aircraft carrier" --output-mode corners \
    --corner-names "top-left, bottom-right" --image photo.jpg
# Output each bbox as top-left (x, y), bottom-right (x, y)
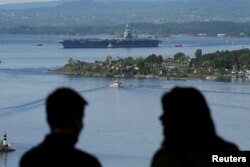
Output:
top-left (59, 25), bottom-right (161, 48)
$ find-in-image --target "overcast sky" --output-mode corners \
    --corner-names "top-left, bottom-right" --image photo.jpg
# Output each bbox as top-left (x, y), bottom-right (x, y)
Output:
top-left (0, 0), bottom-right (57, 5)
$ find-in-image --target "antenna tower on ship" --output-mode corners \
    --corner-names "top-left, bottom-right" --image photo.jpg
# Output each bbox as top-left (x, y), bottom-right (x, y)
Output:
top-left (123, 24), bottom-right (133, 39)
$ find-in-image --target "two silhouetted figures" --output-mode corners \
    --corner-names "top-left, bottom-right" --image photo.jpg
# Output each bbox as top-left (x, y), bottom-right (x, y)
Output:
top-left (151, 87), bottom-right (238, 167)
top-left (20, 86), bottom-right (238, 167)
top-left (20, 88), bottom-right (102, 167)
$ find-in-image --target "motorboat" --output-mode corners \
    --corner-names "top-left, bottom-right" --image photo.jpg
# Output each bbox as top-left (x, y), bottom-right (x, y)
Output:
top-left (109, 80), bottom-right (122, 88)
top-left (174, 42), bottom-right (182, 47)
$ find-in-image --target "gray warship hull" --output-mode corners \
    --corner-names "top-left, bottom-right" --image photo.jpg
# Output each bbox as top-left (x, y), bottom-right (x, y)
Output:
top-left (59, 38), bottom-right (161, 48)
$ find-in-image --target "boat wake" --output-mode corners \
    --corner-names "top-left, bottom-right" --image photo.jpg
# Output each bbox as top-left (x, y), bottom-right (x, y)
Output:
top-left (202, 89), bottom-right (250, 96)
top-left (0, 68), bottom-right (48, 75)
top-left (0, 99), bottom-right (45, 116)
top-left (0, 85), bottom-right (109, 116)
top-left (210, 101), bottom-right (250, 111)
top-left (79, 85), bottom-right (108, 94)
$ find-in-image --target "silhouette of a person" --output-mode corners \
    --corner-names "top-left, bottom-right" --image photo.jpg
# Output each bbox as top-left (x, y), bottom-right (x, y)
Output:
top-left (20, 87), bottom-right (102, 167)
top-left (151, 87), bottom-right (238, 167)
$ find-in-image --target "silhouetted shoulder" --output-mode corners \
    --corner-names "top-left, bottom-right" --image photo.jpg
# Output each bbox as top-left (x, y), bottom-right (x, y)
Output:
top-left (20, 141), bottom-right (102, 167)
top-left (151, 149), bottom-right (167, 167)
top-left (214, 137), bottom-right (239, 151)
top-left (75, 149), bottom-right (102, 167)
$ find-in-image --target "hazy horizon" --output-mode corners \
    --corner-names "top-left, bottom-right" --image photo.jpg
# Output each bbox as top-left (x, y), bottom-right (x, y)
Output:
top-left (0, 0), bottom-right (201, 6)
top-left (0, 0), bottom-right (57, 5)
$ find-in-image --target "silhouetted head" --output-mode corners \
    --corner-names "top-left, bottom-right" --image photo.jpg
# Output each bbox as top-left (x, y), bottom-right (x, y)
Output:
top-left (161, 87), bottom-right (216, 148)
top-left (46, 87), bottom-right (87, 136)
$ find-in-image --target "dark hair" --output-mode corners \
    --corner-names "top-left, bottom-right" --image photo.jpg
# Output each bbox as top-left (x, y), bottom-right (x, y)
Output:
top-left (46, 87), bottom-right (87, 130)
top-left (161, 87), bottom-right (216, 147)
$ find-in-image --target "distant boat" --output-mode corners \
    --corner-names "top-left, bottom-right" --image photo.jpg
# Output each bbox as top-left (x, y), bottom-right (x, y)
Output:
top-left (36, 43), bottom-right (43, 46)
top-left (217, 33), bottom-right (226, 38)
top-left (174, 42), bottom-right (182, 47)
top-left (0, 132), bottom-right (15, 152)
top-left (109, 80), bottom-right (122, 88)
top-left (197, 33), bottom-right (207, 36)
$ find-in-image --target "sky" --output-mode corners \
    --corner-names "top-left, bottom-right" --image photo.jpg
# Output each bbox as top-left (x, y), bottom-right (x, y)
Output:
top-left (0, 0), bottom-right (57, 5)
top-left (0, 0), bottom-right (179, 6)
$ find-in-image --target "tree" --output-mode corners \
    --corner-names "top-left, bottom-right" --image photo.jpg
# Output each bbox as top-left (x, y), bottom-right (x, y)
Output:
top-left (68, 57), bottom-right (74, 65)
top-left (239, 53), bottom-right (250, 66)
top-left (105, 55), bottom-right (112, 64)
top-left (174, 52), bottom-right (186, 62)
top-left (145, 54), bottom-right (163, 64)
top-left (195, 49), bottom-right (202, 59)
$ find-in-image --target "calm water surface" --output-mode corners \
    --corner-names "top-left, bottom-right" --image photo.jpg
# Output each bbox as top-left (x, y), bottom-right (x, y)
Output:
top-left (0, 35), bottom-right (250, 167)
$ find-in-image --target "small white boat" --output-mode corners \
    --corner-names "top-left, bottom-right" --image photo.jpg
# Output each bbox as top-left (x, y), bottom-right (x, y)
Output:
top-left (174, 42), bottom-right (182, 47)
top-left (109, 80), bottom-right (122, 88)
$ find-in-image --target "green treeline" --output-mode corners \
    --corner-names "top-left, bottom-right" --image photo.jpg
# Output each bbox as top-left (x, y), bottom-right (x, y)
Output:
top-left (54, 55), bottom-right (166, 77)
top-left (191, 48), bottom-right (250, 75)
top-left (1, 22), bottom-right (250, 36)
top-left (53, 48), bottom-right (250, 79)
top-left (195, 49), bottom-right (250, 68)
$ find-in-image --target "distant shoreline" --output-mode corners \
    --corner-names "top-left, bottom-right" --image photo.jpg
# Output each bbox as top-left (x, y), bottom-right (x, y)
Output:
top-left (49, 69), bottom-right (236, 83)
top-left (49, 48), bottom-right (250, 83)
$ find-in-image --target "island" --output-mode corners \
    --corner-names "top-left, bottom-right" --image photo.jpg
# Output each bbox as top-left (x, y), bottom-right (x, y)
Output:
top-left (51, 48), bottom-right (250, 81)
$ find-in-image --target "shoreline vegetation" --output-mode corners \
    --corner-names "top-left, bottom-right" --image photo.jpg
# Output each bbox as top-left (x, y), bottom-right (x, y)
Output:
top-left (1, 22), bottom-right (250, 37)
top-left (51, 48), bottom-right (250, 81)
